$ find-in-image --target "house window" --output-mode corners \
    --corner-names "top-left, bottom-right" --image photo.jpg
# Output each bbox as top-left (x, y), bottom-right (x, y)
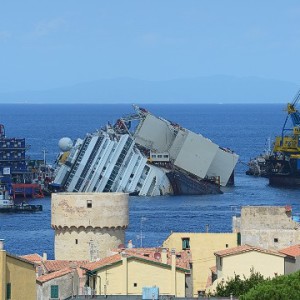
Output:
top-left (274, 238), bottom-right (279, 243)
top-left (87, 200), bottom-right (92, 208)
top-left (226, 244), bottom-right (229, 248)
top-left (182, 237), bottom-right (190, 250)
top-left (134, 283), bottom-right (137, 287)
top-left (6, 283), bottom-right (11, 300)
top-left (51, 285), bottom-right (59, 299)
top-left (237, 232), bottom-right (241, 246)
top-left (75, 239), bottom-right (78, 244)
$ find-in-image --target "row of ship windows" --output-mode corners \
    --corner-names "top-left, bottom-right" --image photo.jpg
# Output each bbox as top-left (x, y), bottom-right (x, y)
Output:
top-left (1, 153), bottom-right (23, 157)
top-left (1, 143), bottom-right (23, 147)
top-left (151, 154), bottom-right (169, 158)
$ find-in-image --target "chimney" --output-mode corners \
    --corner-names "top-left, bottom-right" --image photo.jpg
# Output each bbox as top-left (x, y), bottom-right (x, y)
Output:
top-left (0, 239), bottom-right (4, 251)
top-left (206, 224), bottom-right (210, 233)
top-left (43, 252), bottom-right (47, 261)
top-left (161, 248), bottom-right (168, 264)
top-left (171, 248), bottom-right (176, 296)
top-left (127, 240), bottom-right (133, 248)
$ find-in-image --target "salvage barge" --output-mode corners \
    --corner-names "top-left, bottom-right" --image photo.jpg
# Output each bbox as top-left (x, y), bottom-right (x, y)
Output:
top-left (51, 106), bottom-right (239, 196)
top-left (246, 88), bottom-right (300, 187)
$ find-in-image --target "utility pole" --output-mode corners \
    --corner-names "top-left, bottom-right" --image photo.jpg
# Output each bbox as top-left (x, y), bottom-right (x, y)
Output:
top-left (42, 148), bottom-right (48, 165)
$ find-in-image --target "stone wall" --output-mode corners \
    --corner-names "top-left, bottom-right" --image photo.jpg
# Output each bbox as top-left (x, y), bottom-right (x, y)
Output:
top-left (236, 206), bottom-right (300, 250)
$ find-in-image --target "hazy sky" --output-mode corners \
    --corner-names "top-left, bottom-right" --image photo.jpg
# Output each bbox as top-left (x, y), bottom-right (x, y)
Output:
top-left (1, 1), bottom-right (300, 92)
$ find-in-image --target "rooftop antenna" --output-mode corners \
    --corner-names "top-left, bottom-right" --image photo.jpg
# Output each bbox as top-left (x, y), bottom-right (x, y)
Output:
top-left (42, 148), bottom-right (48, 165)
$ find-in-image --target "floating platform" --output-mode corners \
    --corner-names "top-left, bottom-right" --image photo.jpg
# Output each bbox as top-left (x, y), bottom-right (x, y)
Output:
top-left (11, 183), bottom-right (44, 199)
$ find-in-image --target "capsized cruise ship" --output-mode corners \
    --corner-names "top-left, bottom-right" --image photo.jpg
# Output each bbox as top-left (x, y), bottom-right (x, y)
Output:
top-left (52, 106), bottom-right (239, 196)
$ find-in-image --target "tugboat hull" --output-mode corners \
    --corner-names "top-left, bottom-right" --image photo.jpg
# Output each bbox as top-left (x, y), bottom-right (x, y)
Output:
top-left (0, 204), bottom-right (43, 213)
top-left (269, 174), bottom-right (300, 187)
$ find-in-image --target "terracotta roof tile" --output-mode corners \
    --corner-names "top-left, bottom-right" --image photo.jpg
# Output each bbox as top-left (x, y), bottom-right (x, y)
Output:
top-left (43, 260), bottom-right (89, 272)
top-left (214, 245), bottom-right (286, 258)
top-left (279, 244), bottom-right (300, 257)
top-left (210, 265), bottom-right (217, 274)
top-left (83, 254), bottom-right (122, 272)
top-left (83, 248), bottom-right (191, 272)
top-left (7, 253), bottom-right (36, 266)
top-left (21, 253), bottom-right (43, 263)
top-left (36, 267), bottom-right (73, 284)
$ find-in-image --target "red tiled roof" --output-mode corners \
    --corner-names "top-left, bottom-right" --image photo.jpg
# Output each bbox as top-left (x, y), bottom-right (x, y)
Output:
top-left (210, 265), bottom-right (217, 274)
top-left (21, 253), bottom-right (42, 263)
top-left (83, 248), bottom-right (191, 272)
top-left (214, 245), bottom-right (286, 258)
top-left (7, 253), bottom-right (36, 266)
top-left (279, 244), bottom-right (300, 257)
top-left (36, 267), bottom-right (73, 284)
top-left (83, 254), bottom-right (122, 272)
top-left (43, 260), bottom-right (89, 272)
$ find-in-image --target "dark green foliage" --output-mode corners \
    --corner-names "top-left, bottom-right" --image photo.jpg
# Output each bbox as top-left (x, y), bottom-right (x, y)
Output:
top-left (240, 270), bottom-right (300, 300)
top-left (214, 269), bottom-right (266, 297)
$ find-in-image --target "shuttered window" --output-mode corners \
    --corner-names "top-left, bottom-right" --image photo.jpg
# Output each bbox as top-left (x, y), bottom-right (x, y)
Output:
top-left (6, 283), bottom-right (11, 300)
top-left (51, 285), bottom-right (59, 299)
top-left (182, 237), bottom-right (190, 250)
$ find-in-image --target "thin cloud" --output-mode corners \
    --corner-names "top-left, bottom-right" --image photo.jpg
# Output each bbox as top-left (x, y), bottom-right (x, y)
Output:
top-left (0, 31), bottom-right (12, 41)
top-left (140, 32), bottom-right (185, 47)
top-left (28, 18), bottom-right (68, 39)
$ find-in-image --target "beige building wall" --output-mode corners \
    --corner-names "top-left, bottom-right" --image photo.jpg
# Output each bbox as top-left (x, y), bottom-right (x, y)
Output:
top-left (1, 254), bottom-right (36, 300)
top-left (218, 251), bottom-right (285, 279)
top-left (52, 192), bottom-right (128, 261)
top-left (0, 250), bottom-right (6, 300)
top-left (93, 257), bottom-right (186, 297)
top-left (163, 232), bottom-right (238, 296)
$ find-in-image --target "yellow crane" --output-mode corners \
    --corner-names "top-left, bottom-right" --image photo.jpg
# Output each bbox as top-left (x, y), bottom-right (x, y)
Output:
top-left (273, 89), bottom-right (300, 157)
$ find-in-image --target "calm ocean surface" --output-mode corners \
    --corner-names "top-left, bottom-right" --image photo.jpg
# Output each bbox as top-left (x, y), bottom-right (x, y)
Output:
top-left (1, 103), bottom-right (300, 259)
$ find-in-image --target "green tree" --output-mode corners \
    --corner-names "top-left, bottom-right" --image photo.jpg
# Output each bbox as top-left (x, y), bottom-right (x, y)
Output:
top-left (214, 269), bottom-right (266, 297)
top-left (240, 271), bottom-right (300, 300)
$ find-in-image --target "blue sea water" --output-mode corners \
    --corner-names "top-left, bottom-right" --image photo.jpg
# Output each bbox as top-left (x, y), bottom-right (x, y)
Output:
top-left (0, 103), bottom-right (300, 259)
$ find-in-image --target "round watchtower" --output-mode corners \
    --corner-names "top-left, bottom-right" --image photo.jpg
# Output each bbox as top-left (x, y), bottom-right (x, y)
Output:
top-left (51, 192), bottom-right (129, 261)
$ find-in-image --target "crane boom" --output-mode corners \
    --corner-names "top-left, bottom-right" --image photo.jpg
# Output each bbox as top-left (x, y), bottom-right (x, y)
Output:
top-left (272, 88), bottom-right (300, 153)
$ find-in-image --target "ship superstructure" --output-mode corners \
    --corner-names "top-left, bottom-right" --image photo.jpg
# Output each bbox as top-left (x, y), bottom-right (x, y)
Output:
top-left (0, 124), bottom-right (28, 180)
top-left (0, 124), bottom-right (46, 198)
top-left (52, 106), bottom-right (239, 196)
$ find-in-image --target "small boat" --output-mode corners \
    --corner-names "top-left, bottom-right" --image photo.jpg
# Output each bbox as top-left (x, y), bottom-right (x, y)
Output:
top-left (0, 186), bottom-right (42, 213)
top-left (246, 138), bottom-right (271, 177)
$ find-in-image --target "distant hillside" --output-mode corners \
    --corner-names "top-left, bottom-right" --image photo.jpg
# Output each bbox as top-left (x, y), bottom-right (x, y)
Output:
top-left (0, 76), bottom-right (298, 103)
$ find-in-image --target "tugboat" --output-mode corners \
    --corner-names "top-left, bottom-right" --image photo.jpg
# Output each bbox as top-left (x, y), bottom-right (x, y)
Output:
top-left (0, 186), bottom-right (42, 212)
top-left (246, 138), bottom-right (271, 177)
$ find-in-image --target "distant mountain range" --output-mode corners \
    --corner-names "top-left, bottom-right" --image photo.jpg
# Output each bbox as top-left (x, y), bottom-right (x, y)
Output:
top-left (0, 76), bottom-right (298, 104)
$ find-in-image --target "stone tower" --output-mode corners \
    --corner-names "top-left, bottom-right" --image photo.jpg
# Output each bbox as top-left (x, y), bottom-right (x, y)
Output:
top-left (51, 192), bottom-right (128, 261)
